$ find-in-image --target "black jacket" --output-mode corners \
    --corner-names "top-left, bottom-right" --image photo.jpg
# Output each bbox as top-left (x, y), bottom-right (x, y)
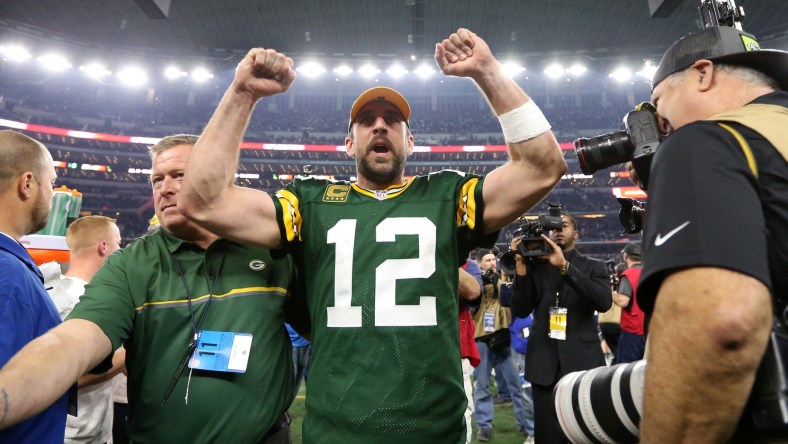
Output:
top-left (511, 249), bottom-right (612, 386)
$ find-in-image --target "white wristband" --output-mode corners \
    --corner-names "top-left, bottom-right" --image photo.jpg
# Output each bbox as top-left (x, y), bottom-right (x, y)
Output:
top-left (497, 100), bottom-right (551, 143)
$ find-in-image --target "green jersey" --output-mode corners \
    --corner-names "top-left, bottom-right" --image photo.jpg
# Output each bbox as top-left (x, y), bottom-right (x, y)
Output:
top-left (273, 171), bottom-right (495, 443)
top-left (68, 229), bottom-right (302, 443)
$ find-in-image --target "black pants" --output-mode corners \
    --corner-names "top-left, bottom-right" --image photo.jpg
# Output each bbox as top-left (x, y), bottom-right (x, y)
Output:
top-left (112, 402), bottom-right (129, 444)
top-left (533, 382), bottom-right (569, 444)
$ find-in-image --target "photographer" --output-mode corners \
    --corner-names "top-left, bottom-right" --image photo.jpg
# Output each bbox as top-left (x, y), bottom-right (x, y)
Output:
top-left (637, 25), bottom-right (788, 442)
top-left (472, 249), bottom-right (532, 442)
top-left (612, 243), bottom-right (644, 364)
top-left (510, 212), bottom-right (611, 444)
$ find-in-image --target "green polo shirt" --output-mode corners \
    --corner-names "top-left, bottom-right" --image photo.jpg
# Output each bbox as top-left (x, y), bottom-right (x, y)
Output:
top-left (69, 229), bottom-right (304, 443)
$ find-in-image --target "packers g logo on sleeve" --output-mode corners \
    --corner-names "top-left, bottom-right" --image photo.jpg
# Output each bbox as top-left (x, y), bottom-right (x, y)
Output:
top-left (323, 184), bottom-right (350, 203)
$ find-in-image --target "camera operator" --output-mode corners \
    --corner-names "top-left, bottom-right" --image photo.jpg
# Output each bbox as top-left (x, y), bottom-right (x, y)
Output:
top-left (637, 25), bottom-right (788, 442)
top-left (510, 212), bottom-right (611, 444)
top-left (611, 243), bottom-right (644, 364)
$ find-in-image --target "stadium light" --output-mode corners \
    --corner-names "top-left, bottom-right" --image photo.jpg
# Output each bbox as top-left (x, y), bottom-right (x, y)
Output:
top-left (0, 44), bottom-right (31, 63)
top-left (79, 63), bottom-right (111, 81)
top-left (297, 61), bottom-right (326, 78)
top-left (502, 60), bottom-right (525, 78)
top-left (38, 53), bottom-right (72, 72)
top-left (117, 67), bottom-right (148, 87)
top-left (333, 64), bottom-right (353, 77)
top-left (544, 63), bottom-right (564, 79)
top-left (609, 66), bottom-right (633, 83)
top-left (164, 66), bottom-right (187, 80)
top-left (358, 63), bottom-right (380, 79)
top-left (413, 63), bottom-right (435, 79)
top-left (636, 61), bottom-right (657, 80)
top-left (567, 63), bottom-right (587, 77)
top-left (191, 67), bottom-right (214, 82)
top-left (385, 63), bottom-right (408, 80)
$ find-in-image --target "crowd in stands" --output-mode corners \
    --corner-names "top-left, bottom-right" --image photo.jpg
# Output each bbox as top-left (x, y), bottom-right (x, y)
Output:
top-left (0, 75), bottom-right (645, 257)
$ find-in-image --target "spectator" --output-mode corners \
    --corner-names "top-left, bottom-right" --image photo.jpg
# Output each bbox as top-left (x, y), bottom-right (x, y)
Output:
top-left (48, 215), bottom-right (125, 444)
top-left (0, 130), bottom-right (65, 443)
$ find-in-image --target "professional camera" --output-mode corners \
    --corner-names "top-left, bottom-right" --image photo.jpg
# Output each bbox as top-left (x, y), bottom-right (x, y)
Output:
top-left (574, 102), bottom-right (661, 190)
top-left (480, 268), bottom-right (500, 286)
top-left (554, 361), bottom-right (646, 444)
top-left (617, 197), bottom-right (646, 235)
top-left (605, 260), bottom-right (620, 291)
top-left (499, 203), bottom-right (564, 273)
top-left (513, 203), bottom-right (564, 257)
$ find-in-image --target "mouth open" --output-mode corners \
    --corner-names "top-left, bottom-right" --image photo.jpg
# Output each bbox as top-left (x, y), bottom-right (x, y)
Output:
top-left (370, 138), bottom-right (392, 154)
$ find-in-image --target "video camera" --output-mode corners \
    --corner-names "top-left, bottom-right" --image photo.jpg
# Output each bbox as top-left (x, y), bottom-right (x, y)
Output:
top-left (499, 203), bottom-right (564, 273)
top-left (513, 203), bottom-right (564, 258)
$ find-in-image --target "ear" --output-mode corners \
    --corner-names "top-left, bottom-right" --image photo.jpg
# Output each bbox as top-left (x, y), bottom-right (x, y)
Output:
top-left (345, 134), bottom-right (355, 158)
top-left (98, 240), bottom-right (109, 257)
top-left (691, 59), bottom-right (715, 92)
top-left (18, 172), bottom-right (34, 200)
top-left (405, 132), bottom-right (414, 157)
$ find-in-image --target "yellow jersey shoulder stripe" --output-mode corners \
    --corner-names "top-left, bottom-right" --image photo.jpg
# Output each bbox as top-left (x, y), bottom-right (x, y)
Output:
top-left (134, 286), bottom-right (289, 312)
top-left (456, 177), bottom-right (480, 229)
top-left (275, 189), bottom-right (302, 241)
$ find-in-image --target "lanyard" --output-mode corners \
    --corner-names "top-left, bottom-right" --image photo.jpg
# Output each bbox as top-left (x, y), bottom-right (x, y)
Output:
top-left (160, 251), bottom-right (226, 405)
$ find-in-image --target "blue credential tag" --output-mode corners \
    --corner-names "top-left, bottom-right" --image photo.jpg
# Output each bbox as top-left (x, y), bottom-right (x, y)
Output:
top-left (188, 330), bottom-right (253, 373)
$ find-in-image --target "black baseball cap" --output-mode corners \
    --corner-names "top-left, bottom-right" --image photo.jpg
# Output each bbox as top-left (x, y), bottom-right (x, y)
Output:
top-left (652, 26), bottom-right (788, 91)
top-left (621, 243), bottom-right (642, 260)
top-left (475, 248), bottom-right (494, 260)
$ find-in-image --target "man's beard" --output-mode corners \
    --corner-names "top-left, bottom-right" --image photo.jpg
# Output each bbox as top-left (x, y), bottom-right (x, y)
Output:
top-left (356, 147), bottom-right (406, 186)
top-left (29, 193), bottom-right (51, 235)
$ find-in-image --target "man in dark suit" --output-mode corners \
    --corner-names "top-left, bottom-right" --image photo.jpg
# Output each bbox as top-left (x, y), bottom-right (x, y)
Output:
top-left (510, 211), bottom-right (611, 444)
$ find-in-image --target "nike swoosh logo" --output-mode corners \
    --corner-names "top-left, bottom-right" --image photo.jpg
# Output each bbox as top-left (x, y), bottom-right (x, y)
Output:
top-left (654, 221), bottom-right (690, 246)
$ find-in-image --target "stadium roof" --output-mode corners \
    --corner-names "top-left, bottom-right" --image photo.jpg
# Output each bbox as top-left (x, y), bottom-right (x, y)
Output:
top-left (1, 0), bottom-right (787, 64)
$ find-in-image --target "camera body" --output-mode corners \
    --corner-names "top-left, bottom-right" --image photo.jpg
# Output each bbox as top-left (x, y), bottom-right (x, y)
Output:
top-left (574, 102), bottom-right (661, 190)
top-left (480, 268), bottom-right (499, 286)
top-left (518, 203), bottom-right (564, 258)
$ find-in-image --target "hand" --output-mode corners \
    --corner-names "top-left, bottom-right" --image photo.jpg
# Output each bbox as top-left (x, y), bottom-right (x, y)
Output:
top-left (625, 161), bottom-right (642, 189)
top-left (511, 235), bottom-right (523, 252)
top-left (232, 48), bottom-right (296, 102)
top-left (539, 234), bottom-right (567, 270)
top-left (433, 28), bottom-right (498, 81)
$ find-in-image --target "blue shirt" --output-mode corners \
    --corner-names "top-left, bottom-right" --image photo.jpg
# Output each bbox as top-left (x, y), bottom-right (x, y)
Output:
top-left (286, 323), bottom-right (310, 348)
top-left (0, 232), bottom-right (68, 444)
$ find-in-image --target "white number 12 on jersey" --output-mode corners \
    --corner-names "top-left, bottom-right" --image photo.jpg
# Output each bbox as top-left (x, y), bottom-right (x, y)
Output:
top-left (326, 218), bottom-right (438, 328)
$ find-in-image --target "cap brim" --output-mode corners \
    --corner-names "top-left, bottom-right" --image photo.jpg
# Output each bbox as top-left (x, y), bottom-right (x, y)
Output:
top-left (348, 87), bottom-right (411, 131)
top-left (710, 49), bottom-right (788, 91)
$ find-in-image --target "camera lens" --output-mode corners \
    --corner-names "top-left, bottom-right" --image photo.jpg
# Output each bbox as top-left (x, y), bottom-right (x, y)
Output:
top-left (554, 361), bottom-right (646, 444)
top-left (574, 132), bottom-right (634, 175)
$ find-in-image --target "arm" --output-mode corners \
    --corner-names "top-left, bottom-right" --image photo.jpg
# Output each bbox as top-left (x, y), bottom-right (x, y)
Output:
top-left (0, 319), bottom-right (112, 429)
top-left (77, 347), bottom-right (126, 389)
top-left (612, 275), bottom-right (632, 308)
top-left (434, 29), bottom-right (566, 233)
top-left (641, 267), bottom-right (771, 443)
top-left (179, 48), bottom-right (297, 248)
top-left (459, 267), bottom-right (482, 302)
